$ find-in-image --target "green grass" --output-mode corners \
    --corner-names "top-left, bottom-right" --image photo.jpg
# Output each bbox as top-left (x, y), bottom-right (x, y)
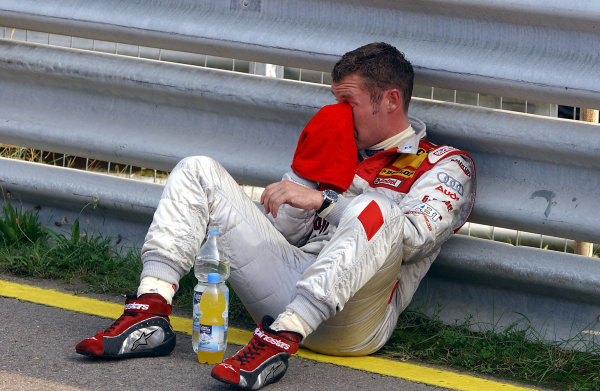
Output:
top-left (1, 201), bottom-right (599, 390)
top-left (383, 312), bottom-right (600, 390)
top-left (0, 203), bottom-right (142, 294)
top-left (0, 201), bottom-right (253, 326)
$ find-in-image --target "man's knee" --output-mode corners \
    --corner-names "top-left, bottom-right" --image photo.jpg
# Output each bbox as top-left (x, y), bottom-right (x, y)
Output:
top-left (168, 155), bottom-right (229, 189)
top-left (176, 155), bottom-right (219, 173)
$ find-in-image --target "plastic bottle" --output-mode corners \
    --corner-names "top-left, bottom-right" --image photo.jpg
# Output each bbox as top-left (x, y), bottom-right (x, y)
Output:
top-left (197, 273), bottom-right (226, 364)
top-left (192, 230), bottom-right (230, 353)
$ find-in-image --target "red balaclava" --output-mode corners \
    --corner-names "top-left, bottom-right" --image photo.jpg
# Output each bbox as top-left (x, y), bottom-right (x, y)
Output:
top-left (291, 103), bottom-right (357, 192)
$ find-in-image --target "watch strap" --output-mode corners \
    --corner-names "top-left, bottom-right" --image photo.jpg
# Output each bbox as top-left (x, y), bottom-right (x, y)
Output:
top-left (317, 190), bottom-right (338, 218)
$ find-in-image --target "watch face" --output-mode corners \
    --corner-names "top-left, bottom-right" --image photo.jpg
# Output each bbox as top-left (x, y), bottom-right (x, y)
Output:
top-left (323, 189), bottom-right (338, 202)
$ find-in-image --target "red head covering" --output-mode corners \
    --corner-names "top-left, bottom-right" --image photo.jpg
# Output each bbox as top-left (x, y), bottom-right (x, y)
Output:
top-left (291, 103), bottom-right (357, 192)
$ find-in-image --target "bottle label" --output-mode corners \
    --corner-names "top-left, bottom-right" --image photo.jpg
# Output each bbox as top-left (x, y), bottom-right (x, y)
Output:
top-left (193, 288), bottom-right (229, 332)
top-left (198, 324), bottom-right (225, 352)
top-left (192, 290), bottom-right (203, 331)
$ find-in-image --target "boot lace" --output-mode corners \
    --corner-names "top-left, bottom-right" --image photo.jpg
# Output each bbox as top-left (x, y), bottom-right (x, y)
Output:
top-left (105, 311), bottom-right (137, 333)
top-left (233, 337), bottom-right (266, 366)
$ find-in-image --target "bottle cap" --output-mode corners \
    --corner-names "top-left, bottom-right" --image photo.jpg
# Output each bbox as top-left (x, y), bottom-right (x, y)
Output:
top-left (207, 273), bottom-right (220, 284)
top-left (207, 230), bottom-right (220, 235)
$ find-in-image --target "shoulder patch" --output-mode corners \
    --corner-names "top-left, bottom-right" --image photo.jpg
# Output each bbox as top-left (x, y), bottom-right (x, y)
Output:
top-left (427, 146), bottom-right (460, 164)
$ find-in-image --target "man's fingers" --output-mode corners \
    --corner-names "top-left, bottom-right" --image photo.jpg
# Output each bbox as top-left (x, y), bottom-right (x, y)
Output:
top-left (261, 182), bottom-right (282, 217)
top-left (261, 182), bottom-right (281, 215)
top-left (260, 180), bottom-right (321, 217)
top-left (260, 190), bottom-right (266, 205)
top-left (266, 188), bottom-right (286, 218)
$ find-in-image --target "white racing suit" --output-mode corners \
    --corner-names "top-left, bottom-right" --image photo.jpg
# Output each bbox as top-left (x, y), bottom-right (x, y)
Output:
top-left (141, 117), bottom-right (476, 356)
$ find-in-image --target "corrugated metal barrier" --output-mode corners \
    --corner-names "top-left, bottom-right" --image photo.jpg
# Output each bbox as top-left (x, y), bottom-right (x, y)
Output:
top-left (0, 0), bottom-right (599, 347)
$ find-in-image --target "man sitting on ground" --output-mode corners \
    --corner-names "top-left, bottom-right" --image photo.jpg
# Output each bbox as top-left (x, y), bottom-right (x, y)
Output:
top-left (76, 42), bottom-right (476, 390)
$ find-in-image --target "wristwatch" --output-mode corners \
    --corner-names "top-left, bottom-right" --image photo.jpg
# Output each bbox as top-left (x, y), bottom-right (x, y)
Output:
top-left (317, 189), bottom-right (338, 218)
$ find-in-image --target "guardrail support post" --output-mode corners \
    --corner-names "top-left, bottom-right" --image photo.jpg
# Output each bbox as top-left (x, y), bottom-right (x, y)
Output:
top-left (575, 108), bottom-right (598, 257)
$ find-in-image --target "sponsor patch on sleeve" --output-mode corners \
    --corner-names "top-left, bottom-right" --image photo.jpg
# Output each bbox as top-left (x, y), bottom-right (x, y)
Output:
top-left (427, 146), bottom-right (460, 164)
top-left (450, 157), bottom-right (472, 177)
top-left (410, 202), bottom-right (442, 221)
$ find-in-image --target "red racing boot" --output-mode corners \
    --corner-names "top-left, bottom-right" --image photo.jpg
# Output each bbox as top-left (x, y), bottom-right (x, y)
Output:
top-left (75, 293), bottom-right (176, 358)
top-left (211, 316), bottom-right (302, 390)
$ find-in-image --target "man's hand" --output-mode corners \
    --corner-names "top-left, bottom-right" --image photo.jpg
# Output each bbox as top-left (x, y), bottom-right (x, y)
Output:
top-left (260, 180), bottom-right (323, 218)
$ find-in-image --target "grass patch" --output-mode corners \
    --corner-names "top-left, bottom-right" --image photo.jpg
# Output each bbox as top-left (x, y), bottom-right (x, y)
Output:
top-left (0, 201), bottom-right (253, 326)
top-left (0, 204), bottom-right (142, 295)
top-left (1, 201), bottom-right (599, 390)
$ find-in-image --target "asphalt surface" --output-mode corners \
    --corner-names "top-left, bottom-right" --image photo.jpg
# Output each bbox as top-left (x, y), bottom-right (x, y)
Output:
top-left (0, 294), bottom-right (449, 390)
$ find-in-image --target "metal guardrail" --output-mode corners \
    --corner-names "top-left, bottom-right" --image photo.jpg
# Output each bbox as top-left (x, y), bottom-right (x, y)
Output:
top-left (1, 0), bottom-right (599, 108)
top-left (2, 40), bottom-right (598, 243)
top-left (1, 2), bottom-right (599, 344)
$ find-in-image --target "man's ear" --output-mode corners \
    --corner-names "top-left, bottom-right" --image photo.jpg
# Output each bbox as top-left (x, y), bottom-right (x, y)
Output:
top-left (386, 89), bottom-right (403, 113)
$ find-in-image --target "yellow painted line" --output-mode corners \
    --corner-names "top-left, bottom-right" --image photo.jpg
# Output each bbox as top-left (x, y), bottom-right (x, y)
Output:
top-left (0, 279), bottom-right (537, 391)
top-left (297, 351), bottom-right (536, 391)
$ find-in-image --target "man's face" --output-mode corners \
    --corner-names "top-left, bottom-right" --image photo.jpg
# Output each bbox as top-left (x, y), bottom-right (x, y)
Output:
top-left (331, 73), bottom-right (388, 150)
